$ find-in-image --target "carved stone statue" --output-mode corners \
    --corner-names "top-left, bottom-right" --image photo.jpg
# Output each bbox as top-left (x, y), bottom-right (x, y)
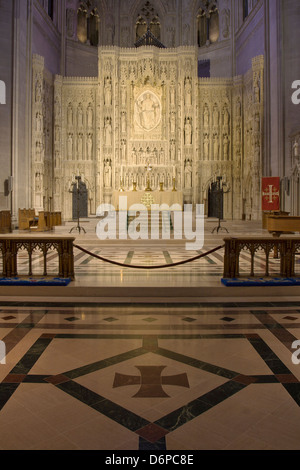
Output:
top-left (87, 106), bottom-right (93, 128)
top-left (77, 133), bottom-right (83, 158)
top-left (223, 134), bottom-right (229, 160)
top-left (213, 107), bottom-right (219, 127)
top-left (293, 139), bottom-right (299, 157)
top-left (77, 106), bottom-right (83, 128)
top-left (67, 134), bottom-right (73, 159)
top-left (67, 105), bottom-right (73, 127)
top-left (185, 78), bottom-right (192, 107)
top-left (104, 78), bottom-right (112, 106)
top-left (213, 135), bottom-right (219, 160)
top-left (184, 118), bottom-right (192, 145)
top-left (104, 118), bottom-right (112, 146)
top-left (170, 112), bottom-right (176, 134)
top-left (104, 160), bottom-right (112, 188)
top-left (87, 134), bottom-right (93, 159)
top-left (135, 92), bottom-right (160, 131)
top-left (204, 107), bottom-right (209, 128)
top-left (204, 134), bottom-right (209, 160)
top-left (184, 160), bottom-right (192, 188)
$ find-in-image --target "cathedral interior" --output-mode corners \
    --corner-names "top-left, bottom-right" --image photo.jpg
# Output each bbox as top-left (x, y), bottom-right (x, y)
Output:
top-left (0, 0), bottom-right (300, 453)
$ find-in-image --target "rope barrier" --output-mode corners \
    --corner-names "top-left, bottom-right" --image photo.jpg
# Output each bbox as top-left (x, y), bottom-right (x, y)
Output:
top-left (73, 243), bottom-right (225, 270)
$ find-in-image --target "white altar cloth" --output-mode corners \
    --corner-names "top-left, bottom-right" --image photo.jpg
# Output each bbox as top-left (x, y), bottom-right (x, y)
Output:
top-left (111, 190), bottom-right (183, 211)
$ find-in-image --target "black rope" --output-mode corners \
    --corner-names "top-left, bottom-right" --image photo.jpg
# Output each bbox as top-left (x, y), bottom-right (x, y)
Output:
top-left (73, 243), bottom-right (225, 270)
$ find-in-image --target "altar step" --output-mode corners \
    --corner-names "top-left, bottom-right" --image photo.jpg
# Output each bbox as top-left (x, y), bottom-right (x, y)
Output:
top-left (1, 283), bottom-right (300, 304)
top-left (127, 211), bottom-right (173, 237)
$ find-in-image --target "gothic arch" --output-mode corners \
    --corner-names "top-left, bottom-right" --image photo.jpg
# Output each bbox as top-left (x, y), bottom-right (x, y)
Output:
top-left (195, 0), bottom-right (219, 47)
top-left (130, 0), bottom-right (166, 46)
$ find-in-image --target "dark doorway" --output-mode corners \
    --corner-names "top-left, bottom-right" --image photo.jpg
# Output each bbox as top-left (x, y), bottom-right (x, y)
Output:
top-left (208, 180), bottom-right (223, 219)
top-left (72, 178), bottom-right (88, 220)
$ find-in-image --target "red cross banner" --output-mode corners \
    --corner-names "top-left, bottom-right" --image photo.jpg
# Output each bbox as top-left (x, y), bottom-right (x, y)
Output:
top-left (262, 177), bottom-right (280, 211)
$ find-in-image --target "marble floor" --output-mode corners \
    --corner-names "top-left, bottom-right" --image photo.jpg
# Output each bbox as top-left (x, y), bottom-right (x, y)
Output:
top-left (0, 220), bottom-right (300, 451)
top-left (0, 302), bottom-right (300, 450)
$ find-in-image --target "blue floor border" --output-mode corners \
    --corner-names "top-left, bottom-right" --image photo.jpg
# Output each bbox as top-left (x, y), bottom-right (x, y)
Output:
top-left (221, 278), bottom-right (300, 287)
top-left (0, 278), bottom-right (72, 286)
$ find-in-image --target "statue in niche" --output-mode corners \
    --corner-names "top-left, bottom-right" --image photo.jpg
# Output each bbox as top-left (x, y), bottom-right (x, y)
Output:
top-left (170, 85), bottom-right (175, 107)
top-left (293, 139), bottom-right (299, 157)
top-left (213, 106), bottom-right (219, 127)
top-left (87, 134), bottom-right (93, 159)
top-left (185, 160), bottom-right (192, 189)
top-left (35, 80), bottom-right (42, 103)
top-left (223, 135), bottom-right (229, 160)
top-left (184, 118), bottom-right (192, 145)
top-left (223, 106), bottom-right (230, 130)
top-left (170, 140), bottom-right (176, 161)
top-left (67, 105), bottom-right (73, 127)
top-left (254, 78), bottom-right (260, 103)
top-left (36, 112), bottom-right (42, 133)
top-left (106, 24), bottom-right (115, 45)
top-left (204, 134), bottom-right (209, 160)
top-left (104, 160), bottom-right (112, 188)
top-left (204, 107), bottom-right (209, 128)
top-left (185, 78), bottom-right (192, 107)
top-left (104, 118), bottom-right (112, 146)
top-left (159, 148), bottom-right (164, 165)
top-left (87, 106), bottom-right (93, 128)
top-left (35, 141), bottom-right (41, 162)
top-left (104, 78), bottom-right (112, 106)
top-left (132, 148), bottom-right (137, 165)
top-left (121, 112), bottom-right (126, 133)
top-left (67, 133), bottom-right (73, 159)
top-left (170, 112), bottom-right (176, 134)
top-left (78, 133), bottom-right (83, 159)
top-left (77, 106), bottom-right (83, 128)
top-left (121, 88), bottom-right (127, 108)
top-left (213, 135), bottom-right (219, 160)
top-left (35, 173), bottom-right (42, 191)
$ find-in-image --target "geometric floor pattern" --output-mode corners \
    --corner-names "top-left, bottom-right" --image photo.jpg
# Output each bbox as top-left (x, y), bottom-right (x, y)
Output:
top-left (1, 302), bottom-right (300, 450)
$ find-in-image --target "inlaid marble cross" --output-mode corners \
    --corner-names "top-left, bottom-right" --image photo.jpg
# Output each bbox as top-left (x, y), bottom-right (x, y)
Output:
top-left (113, 365), bottom-right (189, 398)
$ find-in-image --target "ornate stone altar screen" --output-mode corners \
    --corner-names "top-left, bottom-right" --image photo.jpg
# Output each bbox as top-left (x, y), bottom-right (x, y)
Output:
top-left (31, 49), bottom-right (264, 222)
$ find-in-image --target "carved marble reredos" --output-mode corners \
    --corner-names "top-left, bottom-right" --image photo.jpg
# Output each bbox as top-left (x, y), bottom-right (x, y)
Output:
top-left (32, 48), bottom-right (264, 221)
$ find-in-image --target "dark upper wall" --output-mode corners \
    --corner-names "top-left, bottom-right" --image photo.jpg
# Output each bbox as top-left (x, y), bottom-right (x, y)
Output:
top-left (235, 1), bottom-right (265, 77)
top-left (31, 1), bottom-right (62, 76)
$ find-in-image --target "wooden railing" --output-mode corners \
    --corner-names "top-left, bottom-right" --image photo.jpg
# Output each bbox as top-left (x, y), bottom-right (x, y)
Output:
top-left (0, 236), bottom-right (75, 279)
top-left (224, 237), bottom-right (300, 279)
